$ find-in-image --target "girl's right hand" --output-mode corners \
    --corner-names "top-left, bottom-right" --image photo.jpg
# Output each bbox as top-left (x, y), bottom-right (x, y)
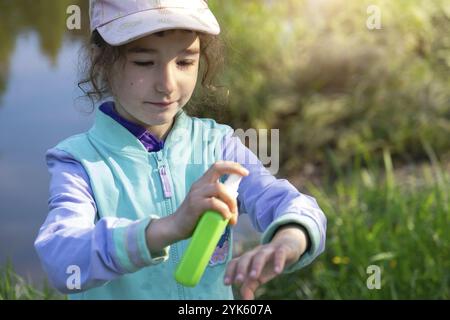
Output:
top-left (173, 161), bottom-right (249, 240)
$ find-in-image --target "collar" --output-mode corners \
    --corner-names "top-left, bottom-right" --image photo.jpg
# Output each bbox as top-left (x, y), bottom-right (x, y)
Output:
top-left (99, 101), bottom-right (165, 152)
top-left (89, 101), bottom-right (189, 155)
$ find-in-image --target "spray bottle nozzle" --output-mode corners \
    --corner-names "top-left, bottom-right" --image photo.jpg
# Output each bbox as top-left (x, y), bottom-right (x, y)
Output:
top-left (223, 173), bottom-right (243, 199)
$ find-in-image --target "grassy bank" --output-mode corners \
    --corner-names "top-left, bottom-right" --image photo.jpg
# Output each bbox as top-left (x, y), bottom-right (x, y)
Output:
top-left (259, 154), bottom-right (449, 299)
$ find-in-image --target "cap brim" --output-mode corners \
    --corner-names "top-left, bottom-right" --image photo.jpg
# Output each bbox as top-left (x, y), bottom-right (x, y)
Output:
top-left (97, 7), bottom-right (220, 46)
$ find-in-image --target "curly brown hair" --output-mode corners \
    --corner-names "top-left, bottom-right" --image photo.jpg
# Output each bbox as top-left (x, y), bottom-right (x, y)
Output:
top-left (77, 29), bottom-right (227, 115)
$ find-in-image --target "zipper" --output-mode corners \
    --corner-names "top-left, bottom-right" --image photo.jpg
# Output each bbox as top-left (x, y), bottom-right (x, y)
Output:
top-left (159, 165), bottom-right (173, 198)
top-left (153, 151), bottom-right (186, 299)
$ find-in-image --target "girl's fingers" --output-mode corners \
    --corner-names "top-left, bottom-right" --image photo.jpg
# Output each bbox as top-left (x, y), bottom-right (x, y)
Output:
top-left (273, 246), bottom-right (287, 274)
top-left (200, 197), bottom-right (233, 221)
top-left (203, 161), bottom-right (249, 184)
top-left (229, 210), bottom-right (238, 225)
top-left (228, 246), bottom-right (289, 300)
top-left (249, 248), bottom-right (273, 280)
top-left (224, 258), bottom-right (238, 286)
top-left (194, 161), bottom-right (249, 225)
top-left (233, 252), bottom-right (254, 285)
top-left (240, 278), bottom-right (260, 300)
top-left (258, 247), bottom-right (287, 285)
top-left (201, 182), bottom-right (238, 215)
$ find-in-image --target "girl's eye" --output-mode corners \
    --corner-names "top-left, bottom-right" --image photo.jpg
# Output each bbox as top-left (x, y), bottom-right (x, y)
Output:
top-left (133, 61), bottom-right (154, 66)
top-left (177, 60), bottom-right (195, 68)
top-left (132, 60), bottom-right (195, 68)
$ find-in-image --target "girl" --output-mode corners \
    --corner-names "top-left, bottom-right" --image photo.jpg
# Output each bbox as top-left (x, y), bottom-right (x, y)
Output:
top-left (35, 0), bottom-right (327, 300)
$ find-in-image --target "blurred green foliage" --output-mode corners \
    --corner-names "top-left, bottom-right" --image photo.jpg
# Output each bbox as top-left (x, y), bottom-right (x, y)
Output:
top-left (206, 0), bottom-right (450, 178)
top-left (0, 262), bottom-right (64, 300)
top-left (1, 0), bottom-right (448, 176)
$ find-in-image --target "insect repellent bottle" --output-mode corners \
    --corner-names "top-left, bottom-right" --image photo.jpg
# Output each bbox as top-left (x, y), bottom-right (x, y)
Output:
top-left (175, 173), bottom-right (243, 287)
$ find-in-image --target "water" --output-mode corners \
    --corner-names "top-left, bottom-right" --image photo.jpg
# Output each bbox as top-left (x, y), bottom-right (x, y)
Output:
top-left (0, 32), bottom-right (95, 283)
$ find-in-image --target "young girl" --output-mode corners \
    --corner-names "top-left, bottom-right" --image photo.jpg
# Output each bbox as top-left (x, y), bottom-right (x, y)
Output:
top-left (35, 0), bottom-right (327, 300)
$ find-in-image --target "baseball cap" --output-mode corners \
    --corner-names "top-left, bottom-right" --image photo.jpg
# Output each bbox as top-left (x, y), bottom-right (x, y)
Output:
top-left (90, 0), bottom-right (221, 46)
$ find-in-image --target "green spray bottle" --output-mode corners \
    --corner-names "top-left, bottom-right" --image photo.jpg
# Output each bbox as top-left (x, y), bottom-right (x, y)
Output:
top-left (175, 173), bottom-right (243, 287)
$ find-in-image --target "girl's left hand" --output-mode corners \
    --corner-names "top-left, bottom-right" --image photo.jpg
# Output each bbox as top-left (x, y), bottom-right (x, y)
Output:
top-left (223, 225), bottom-right (308, 300)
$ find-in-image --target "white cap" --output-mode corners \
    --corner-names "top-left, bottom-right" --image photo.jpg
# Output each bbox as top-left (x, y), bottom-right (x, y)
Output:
top-left (90, 0), bottom-right (221, 46)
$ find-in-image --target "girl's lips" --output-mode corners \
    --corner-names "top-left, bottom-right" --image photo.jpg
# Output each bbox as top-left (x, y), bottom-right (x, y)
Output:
top-left (146, 101), bottom-right (175, 108)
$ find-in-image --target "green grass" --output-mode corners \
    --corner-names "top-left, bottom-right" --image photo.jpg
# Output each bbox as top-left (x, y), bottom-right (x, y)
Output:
top-left (0, 262), bottom-right (64, 300)
top-left (258, 152), bottom-right (450, 299)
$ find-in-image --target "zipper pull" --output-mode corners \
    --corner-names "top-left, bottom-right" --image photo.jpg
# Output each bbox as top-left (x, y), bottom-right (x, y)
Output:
top-left (159, 165), bottom-right (173, 198)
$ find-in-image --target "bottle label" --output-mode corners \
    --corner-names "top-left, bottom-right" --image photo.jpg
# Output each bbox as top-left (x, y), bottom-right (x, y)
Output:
top-left (209, 226), bottom-right (230, 266)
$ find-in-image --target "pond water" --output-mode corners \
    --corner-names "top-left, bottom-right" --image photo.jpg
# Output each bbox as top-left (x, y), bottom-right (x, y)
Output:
top-left (0, 31), bottom-right (95, 282)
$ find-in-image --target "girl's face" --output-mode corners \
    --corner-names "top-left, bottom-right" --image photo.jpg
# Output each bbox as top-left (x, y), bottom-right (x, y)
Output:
top-left (111, 29), bottom-right (200, 139)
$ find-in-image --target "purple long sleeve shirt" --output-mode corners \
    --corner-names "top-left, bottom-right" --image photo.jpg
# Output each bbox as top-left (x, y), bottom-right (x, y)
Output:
top-left (35, 101), bottom-right (327, 293)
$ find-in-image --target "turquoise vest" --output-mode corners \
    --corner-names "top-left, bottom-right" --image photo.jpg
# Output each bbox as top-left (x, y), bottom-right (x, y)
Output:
top-left (55, 107), bottom-right (235, 299)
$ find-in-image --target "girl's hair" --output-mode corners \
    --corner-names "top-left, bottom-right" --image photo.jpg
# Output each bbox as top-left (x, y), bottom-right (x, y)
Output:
top-left (77, 29), bottom-right (227, 115)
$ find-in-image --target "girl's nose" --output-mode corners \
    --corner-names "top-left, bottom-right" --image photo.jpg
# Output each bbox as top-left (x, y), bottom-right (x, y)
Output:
top-left (155, 63), bottom-right (176, 95)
